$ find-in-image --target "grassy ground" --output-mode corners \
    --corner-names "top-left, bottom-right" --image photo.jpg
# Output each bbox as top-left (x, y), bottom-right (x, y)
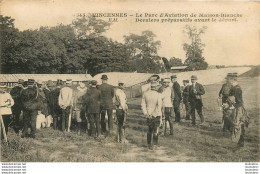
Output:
top-left (1, 77), bottom-right (259, 162)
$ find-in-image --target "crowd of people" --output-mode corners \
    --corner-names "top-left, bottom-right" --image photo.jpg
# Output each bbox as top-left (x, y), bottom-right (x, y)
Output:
top-left (0, 72), bottom-right (248, 150)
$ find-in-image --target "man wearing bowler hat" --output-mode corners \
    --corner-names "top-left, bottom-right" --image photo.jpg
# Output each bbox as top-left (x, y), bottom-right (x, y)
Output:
top-left (86, 80), bottom-right (101, 138)
top-left (10, 79), bottom-right (24, 133)
top-left (171, 75), bottom-right (182, 123)
top-left (189, 75), bottom-right (205, 125)
top-left (100, 74), bottom-right (115, 136)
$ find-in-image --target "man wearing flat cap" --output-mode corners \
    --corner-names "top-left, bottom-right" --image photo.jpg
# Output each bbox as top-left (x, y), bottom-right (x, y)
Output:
top-left (10, 79), bottom-right (24, 133)
top-left (188, 75), bottom-right (205, 125)
top-left (100, 74), bottom-right (115, 136)
top-left (20, 79), bottom-right (42, 138)
top-left (115, 81), bottom-right (128, 142)
top-left (142, 81), bottom-right (162, 149)
top-left (59, 79), bottom-right (73, 132)
top-left (158, 78), bottom-right (174, 136)
top-left (218, 73), bottom-right (233, 132)
top-left (86, 80), bottom-right (101, 138)
top-left (171, 75), bottom-right (182, 123)
top-left (182, 80), bottom-right (191, 120)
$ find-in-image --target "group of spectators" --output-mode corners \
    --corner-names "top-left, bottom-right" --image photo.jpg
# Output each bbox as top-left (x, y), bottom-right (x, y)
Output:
top-left (0, 72), bottom-right (248, 150)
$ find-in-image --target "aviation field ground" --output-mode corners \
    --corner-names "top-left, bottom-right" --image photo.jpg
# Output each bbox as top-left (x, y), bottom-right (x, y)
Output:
top-left (1, 76), bottom-right (259, 162)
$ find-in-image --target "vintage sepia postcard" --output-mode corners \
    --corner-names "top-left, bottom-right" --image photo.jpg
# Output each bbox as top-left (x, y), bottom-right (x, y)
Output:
top-left (0, 0), bottom-right (259, 167)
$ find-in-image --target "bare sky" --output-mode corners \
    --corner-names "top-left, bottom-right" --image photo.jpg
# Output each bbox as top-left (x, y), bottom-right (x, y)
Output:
top-left (1, 0), bottom-right (259, 66)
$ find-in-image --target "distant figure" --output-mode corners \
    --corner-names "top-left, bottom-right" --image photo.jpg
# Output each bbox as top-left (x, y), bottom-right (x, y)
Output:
top-left (171, 75), bottom-right (182, 123)
top-left (182, 80), bottom-right (191, 120)
top-left (59, 79), bottom-right (73, 132)
top-left (36, 111), bottom-right (47, 129)
top-left (10, 79), bottom-right (24, 133)
top-left (99, 75), bottom-right (114, 136)
top-left (86, 80), bottom-right (101, 138)
top-left (115, 81), bottom-right (128, 143)
top-left (158, 78), bottom-right (174, 136)
top-left (219, 73), bottom-right (233, 132)
top-left (141, 81), bottom-right (162, 150)
top-left (50, 79), bottom-right (63, 130)
top-left (73, 81), bottom-right (87, 135)
top-left (188, 75), bottom-right (205, 126)
top-left (0, 85), bottom-right (14, 140)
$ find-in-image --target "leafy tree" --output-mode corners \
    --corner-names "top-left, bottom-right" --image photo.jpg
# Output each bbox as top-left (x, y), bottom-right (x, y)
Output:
top-left (183, 25), bottom-right (208, 70)
top-left (123, 30), bottom-right (163, 73)
top-left (169, 57), bottom-right (183, 67)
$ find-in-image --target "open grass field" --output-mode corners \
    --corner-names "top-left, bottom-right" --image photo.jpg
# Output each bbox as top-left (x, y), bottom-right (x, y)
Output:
top-left (1, 77), bottom-right (259, 162)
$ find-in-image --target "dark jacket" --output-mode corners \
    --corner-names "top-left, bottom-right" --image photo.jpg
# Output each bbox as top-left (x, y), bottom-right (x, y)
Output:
top-left (20, 87), bottom-right (42, 111)
top-left (10, 86), bottom-right (23, 108)
top-left (100, 83), bottom-right (114, 109)
top-left (188, 82), bottom-right (205, 104)
top-left (86, 87), bottom-right (101, 114)
top-left (219, 82), bottom-right (232, 103)
top-left (229, 84), bottom-right (243, 108)
top-left (172, 82), bottom-right (182, 105)
top-left (182, 85), bottom-right (190, 104)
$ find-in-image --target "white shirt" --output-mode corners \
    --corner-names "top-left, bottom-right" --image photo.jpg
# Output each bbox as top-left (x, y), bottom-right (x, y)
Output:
top-left (141, 89), bottom-right (162, 117)
top-left (0, 92), bottom-right (14, 115)
top-left (160, 87), bottom-right (173, 107)
top-left (59, 86), bottom-right (73, 109)
top-left (115, 88), bottom-right (127, 110)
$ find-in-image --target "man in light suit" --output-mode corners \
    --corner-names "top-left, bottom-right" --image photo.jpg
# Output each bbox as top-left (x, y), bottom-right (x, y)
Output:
top-left (189, 75), bottom-right (205, 126)
top-left (142, 81), bottom-right (162, 149)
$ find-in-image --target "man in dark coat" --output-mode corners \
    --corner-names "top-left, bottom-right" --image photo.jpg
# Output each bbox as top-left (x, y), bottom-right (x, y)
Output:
top-left (86, 80), bottom-right (101, 138)
top-left (50, 79), bottom-right (63, 130)
top-left (189, 75), bottom-right (205, 125)
top-left (20, 79), bottom-right (42, 138)
top-left (219, 73), bottom-right (233, 132)
top-left (171, 75), bottom-right (182, 122)
top-left (99, 75), bottom-right (114, 136)
top-left (182, 80), bottom-right (191, 120)
top-left (10, 79), bottom-right (24, 133)
top-left (229, 73), bottom-right (248, 148)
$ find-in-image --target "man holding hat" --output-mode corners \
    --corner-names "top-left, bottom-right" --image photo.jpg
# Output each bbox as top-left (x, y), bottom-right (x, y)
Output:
top-left (171, 75), bottom-right (182, 123)
top-left (20, 79), bottom-right (41, 138)
top-left (50, 79), bottom-right (63, 130)
top-left (189, 75), bottom-right (205, 126)
top-left (100, 74), bottom-right (115, 136)
top-left (115, 81), bottom-right (128, 143)
top-left (86, 80), bottom-right (101, 138)
top-left (10, 79), bottom-right (24, 133)
top-left (141, 81), bottom-right (162, 149)
top-left (58, 79), bottom-right (73, 132)
top-left (0, 84), bottom-right (14, 140)
top-left (182, 80), bottom-right (191, 120)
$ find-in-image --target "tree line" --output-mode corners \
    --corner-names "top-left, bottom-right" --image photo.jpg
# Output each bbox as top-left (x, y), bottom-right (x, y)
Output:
top-left (0, 15), bottom-right (208, 76)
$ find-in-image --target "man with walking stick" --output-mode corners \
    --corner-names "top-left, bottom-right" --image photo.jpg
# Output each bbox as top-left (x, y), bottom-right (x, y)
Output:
top-left (58, 79), bottom-right (73, 132)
